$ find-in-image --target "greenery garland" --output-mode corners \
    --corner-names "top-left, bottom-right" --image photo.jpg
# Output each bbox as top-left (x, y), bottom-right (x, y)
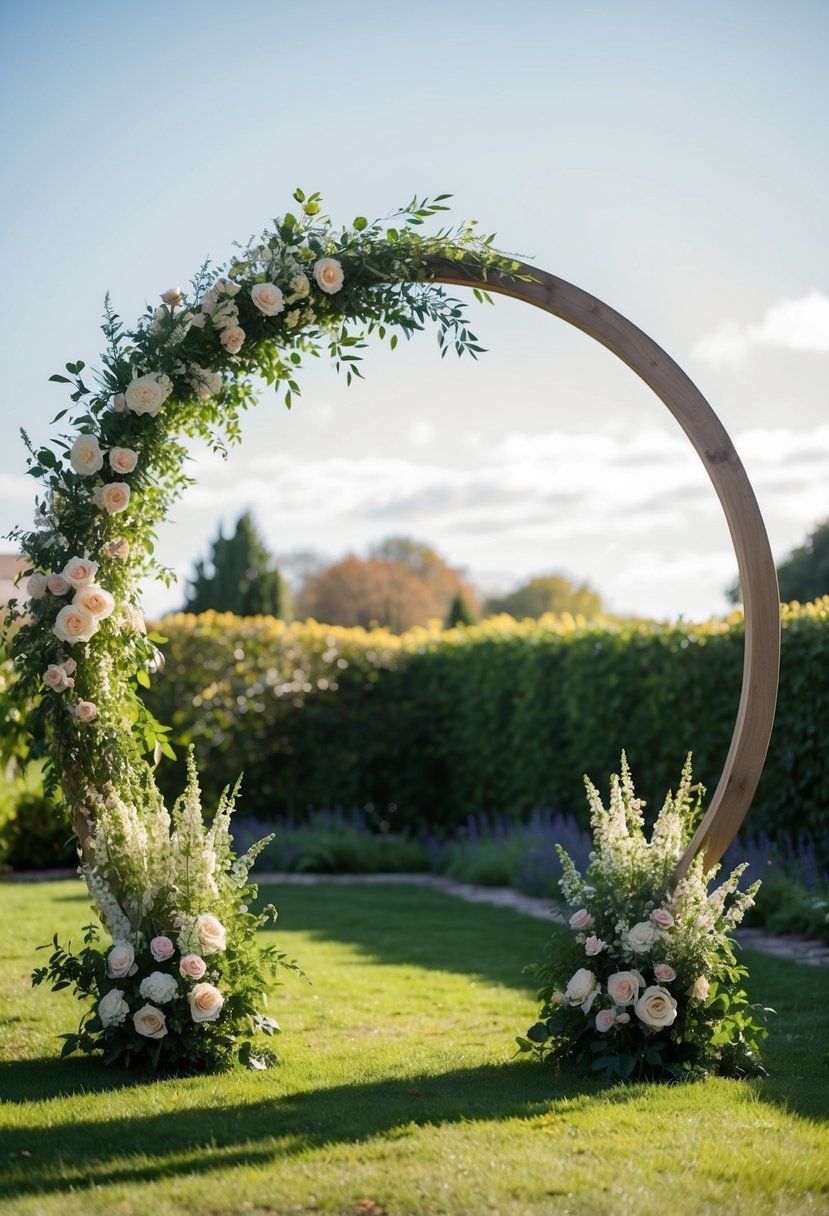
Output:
top-left (3, 191), bottom-right (519, 1072)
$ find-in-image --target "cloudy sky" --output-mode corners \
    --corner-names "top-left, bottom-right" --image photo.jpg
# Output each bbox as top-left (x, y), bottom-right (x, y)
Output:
top-left (1, 0), bottom-right (827, 620)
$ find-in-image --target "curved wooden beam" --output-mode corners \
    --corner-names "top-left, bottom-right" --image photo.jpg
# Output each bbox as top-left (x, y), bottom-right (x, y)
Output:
top-left (425, 255), bottom-right (781, 879)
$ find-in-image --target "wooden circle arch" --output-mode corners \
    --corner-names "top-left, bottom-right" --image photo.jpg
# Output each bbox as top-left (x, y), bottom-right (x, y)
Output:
top-left (426, 255), bottom-right (781, 882)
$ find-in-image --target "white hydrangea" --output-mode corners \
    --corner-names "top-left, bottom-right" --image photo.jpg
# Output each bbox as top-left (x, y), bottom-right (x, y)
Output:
top-left (139, 970), bottom-right (178, 1004)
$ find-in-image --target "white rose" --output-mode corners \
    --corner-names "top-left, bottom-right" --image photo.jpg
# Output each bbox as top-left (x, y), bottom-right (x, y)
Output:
top-left (200, 288), bottom-right (220, 315)
top-left (98, 482), bottom-right (131, 515)
top-left (627, 921), bottom-right (658, 953)
top-left (584, 935), bottom-right (605, 956)
top-left (160, 287), bottom-right (184, 306)
top-left (133, 1004), bottom-right (168, 1039)
top-left (196, 913), bottom-right (226, 954)
top-left (215, 277), bottom-right (241, 297)
top-left (219, 325), bottom-right (245, 354)
top-left (250, 282), bottom-right (285, 317)
top-left (606, 970), bottom-right (642, 1007)
top-left (190, 311), bottom-right (208, 329)
top-left (27, 572), bottom-right (48, 598)
top-left (313, 257), bottom-right (344, 294)
top-left (53, 603), bottom-right (99, 645)
top-left (47, 573), bottom-right (71, 596)
top-left (107, 941), bottom-right (138, 979)
top-left (125, 373), bottom-right (170, 417)
top-left (43, 664), bottom-right (73, 692)
top-left (635, 985), bottom-right (678, 1030)
top-left (139, 971), bottom-right (178, 1005)
top-left (190, 367), bottom-right (223, 400)
top-left (70, 434), bottom-right (104, 476)
top-left (211, 299), bottom-right (240, 330)
top-left (98, 987), bottom-right (129, 1028)
top-left (188, 982), bottom-right (224, 1023)
top-left (74, 700), bottom-right (98, 723)
top-left (691, 975), bottom-right (710, 1000)
top-left (62, 556), bottom-right (98, 589)
top-left (563, 967), bottom-right (597, 1008)
top-left (108, 447), bottom-right (138, 475)
top-left (74, 583), bottom-right (115, 619)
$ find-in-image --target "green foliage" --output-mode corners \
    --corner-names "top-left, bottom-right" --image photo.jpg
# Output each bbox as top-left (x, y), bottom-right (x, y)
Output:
top-left (144, 600), bottom-right (829, 851)
top-left (729, 518), bottom-right (829, 604)
top-left (485, 574), bottom-right (604, 619)
top-left (444, 591), bottom-right (477, 628)
top-left (0, 760), bottom-right (74, 871)
top-left (183, 511), bottom-right (291, 619)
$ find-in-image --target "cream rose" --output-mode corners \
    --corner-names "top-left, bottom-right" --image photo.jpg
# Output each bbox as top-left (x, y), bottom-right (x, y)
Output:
top-left (635, 985), bottom-right (678, 1030)
top-left (74, 584), bottom-right (115, 619)
top-left (196, 913), bottom-right (226, 954)
top-left (125, 373), bottom-right (170, 417)
top-left (179, 953), bottom-right (207, 980)
top-left (43, 664), bottom-right (73, 692)
top-left (650, 908), bottom-right (675, 928)
top-left (133, 1004), bottom-right (168, 1039)
top-left (99, 482), bottom-right (131, 515)
top-left (595, 1008), bottom-right (616, 1033)
top-left (219, 325), bottom-right (245, 354)
top-left (188, 982), bottom-right (224, 1023)
top-left (62, 556), bottom-right (98, 588)
top-left (70, 434), bottom-right (104, 476)
top-left (606, 970), bottom-right (642, 1007)
top-left (691, 975), bottom-right (710, 1000)
top-left (47, 573), bottom-right (71, 596)
top-left (27, 572), bottom-right (48, 598)
top-left (108, 446), bottom-right (138, 475)
top-left (627, 921), bottom-right (658, 953)
top-left (107, 941), bottom-right (138, 979)
top-left (74, 700), bottom-right (98, 723)
top-left (150, 935), bottom-right (175, 962)
top-left (53, 603), bottom-right (99, 645)
top-left (98, 987), bottom-right (129, 1028)
top-left (104, 537), bottom-right (130, 560)
top-left (563, 968), bottom-right (597, 1008)
top-left (653, 963), bottom-right (677, 983)
top-left (62, 657), bottom-right (76, 675)
top-left (250, 282), bottom-right (285, 317)
top-left (313, 257), bottom-right (344, 294)
top-left (161, 286), bottom-right (184, 306)
top-left (569, 908), bottom-right (594, 932)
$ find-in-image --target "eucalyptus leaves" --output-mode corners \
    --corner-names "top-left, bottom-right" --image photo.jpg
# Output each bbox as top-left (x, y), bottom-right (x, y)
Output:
top-left (3, 191), bottom-right (516, 1071)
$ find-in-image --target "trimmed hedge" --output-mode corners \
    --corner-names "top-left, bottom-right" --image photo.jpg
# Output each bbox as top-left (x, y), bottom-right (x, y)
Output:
top-left (143, 600), bottom-right (829, 846)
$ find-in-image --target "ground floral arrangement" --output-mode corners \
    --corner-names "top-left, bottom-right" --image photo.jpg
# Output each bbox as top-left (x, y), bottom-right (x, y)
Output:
top-left (2, 191), bottom-right (518, 1073)
top-left (518, 756), bottom-right (770, 1081)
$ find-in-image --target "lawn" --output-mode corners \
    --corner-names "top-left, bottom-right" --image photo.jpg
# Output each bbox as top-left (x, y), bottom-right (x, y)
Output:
top-left (1, 879), bottom-right (828, 1216)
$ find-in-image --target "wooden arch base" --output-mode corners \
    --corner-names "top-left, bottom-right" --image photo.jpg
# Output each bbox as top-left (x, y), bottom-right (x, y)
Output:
top-left (426, 256), bottom-right (781, 882)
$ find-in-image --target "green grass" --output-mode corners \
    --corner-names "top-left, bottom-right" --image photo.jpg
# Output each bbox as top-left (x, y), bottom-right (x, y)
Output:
top-left (1, 880), bottom-right (828, 1216)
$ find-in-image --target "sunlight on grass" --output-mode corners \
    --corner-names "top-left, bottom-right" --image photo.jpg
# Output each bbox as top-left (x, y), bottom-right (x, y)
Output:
top-left (1, 879), bottom-right (828, 1215)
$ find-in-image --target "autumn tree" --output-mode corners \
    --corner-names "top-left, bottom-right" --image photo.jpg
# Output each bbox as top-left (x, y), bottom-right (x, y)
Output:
top-left (485, 574), bottom-right (604, 620)
top-left (297, 554), bottom-right (439, 632)
top-left (183, 511), bottom-right (291, 619)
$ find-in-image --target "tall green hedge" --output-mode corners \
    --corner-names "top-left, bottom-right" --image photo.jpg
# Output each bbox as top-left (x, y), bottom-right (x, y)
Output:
top-left (143, 601), bottom-right (829, 845)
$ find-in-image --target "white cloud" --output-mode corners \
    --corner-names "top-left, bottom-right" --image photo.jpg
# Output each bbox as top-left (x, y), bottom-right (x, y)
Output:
top-left (407, 418), bottom-right (436, 446)
top-left (693, 291), bottom-right (829, 366)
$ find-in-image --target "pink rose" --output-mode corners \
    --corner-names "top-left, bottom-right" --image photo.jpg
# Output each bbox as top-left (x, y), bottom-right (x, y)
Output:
top-left (606, 971), bottom-right (642, 1007)
top-left (313, 257), bottom-right (344, 294)
top-left (569, 909), bottom-right (594, 932)
top-left (104, 537), bottom-right (130, 560)
top-left (219, 325), bottom-right (245, 354)
top-left (47, 574), bottom-right (71, 596)
top-left (61, 658), bottom-right (77, 675)
top-left (150, 935), bottom-right (175, 962)
top-left (74, 700), bottom-right (98, 723)
top-left (651, 908), bottom-right (675, 928)
top-left (62, 556), bottom-right (98, 589)
top-left (595, 1009), bottom-right (615, 1033)
top-left (53, 604), bottom-right (99, 644)
top-left (179, 953), bottom-right (207, 980)
top-left (98, 482), bottom-right (131, 515)
top-left (584, 935), bottom-right (605, 957)
top-left (43, 664), bottom-right (73, 692)
top-left (108, 446), bottom-right (138, 475)
top-left (188, 982), bottom-right (224, 1023)
top-left (654, 963), bottom-right (677, 983)
top-left (74, 584), bottom-right (115, 619)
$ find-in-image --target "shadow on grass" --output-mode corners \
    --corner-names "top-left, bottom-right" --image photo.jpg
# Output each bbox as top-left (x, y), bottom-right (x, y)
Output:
top-left (0, 1055), bottom-right (157, 1104)
top-left (0, 1059), bottom-right (599, 1200)
top-left (258, 881), bottom-right (557, 993)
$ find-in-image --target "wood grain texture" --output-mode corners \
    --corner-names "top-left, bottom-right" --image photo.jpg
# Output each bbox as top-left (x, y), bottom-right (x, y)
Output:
top-left (425, 255), bottom-right (781, 879)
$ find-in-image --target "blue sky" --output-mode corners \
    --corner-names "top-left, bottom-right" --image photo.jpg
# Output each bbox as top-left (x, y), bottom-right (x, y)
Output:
top-left (1, 0), bottom-right (827, 619)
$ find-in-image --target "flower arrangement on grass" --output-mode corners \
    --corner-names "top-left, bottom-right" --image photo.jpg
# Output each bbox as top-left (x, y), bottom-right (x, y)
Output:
top-left (517, 756), bottom-right (770, 1081)
top-left (2, 190), bottom-right (519, 1072)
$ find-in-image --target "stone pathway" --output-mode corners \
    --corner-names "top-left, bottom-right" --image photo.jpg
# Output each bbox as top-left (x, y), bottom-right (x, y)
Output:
top-left (5, 867), bottom-right (829, 966)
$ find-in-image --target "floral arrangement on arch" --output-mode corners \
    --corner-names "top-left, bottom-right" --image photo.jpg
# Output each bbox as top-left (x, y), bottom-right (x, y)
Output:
top-left (517, 756), bottom-right (769, 1081)
top-left (3, 190), bottom-right (518, 1072)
